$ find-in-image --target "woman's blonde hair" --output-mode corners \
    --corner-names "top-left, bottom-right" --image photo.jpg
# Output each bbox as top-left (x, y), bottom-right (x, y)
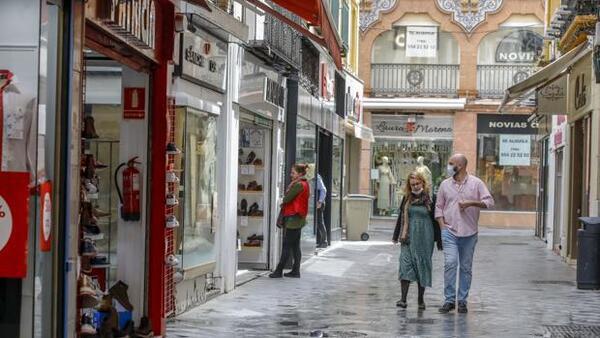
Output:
top-left (403, 171), bottom-right (430, 198)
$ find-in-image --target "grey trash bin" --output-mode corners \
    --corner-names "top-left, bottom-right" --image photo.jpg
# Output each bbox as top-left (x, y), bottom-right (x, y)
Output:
top-left (344, 194), bottom-right (374, 241)
top-left (577, 217), bottom-right (600, 290)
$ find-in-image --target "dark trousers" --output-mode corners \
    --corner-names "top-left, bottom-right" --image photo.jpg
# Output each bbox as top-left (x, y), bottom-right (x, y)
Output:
top-left (276, 228), bottom-right (302, 272)
top-left (317, 205), bottom-right (328, 245)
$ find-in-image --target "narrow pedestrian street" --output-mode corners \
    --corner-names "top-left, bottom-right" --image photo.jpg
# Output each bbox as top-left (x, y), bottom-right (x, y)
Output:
top-left (167, 223), bottom-right (600, 337)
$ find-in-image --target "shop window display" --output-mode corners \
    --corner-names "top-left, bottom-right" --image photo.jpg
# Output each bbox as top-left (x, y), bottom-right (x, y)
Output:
top-left (237, 117), bottom-right (272, 268)
top-left (476, 134), bottom-right (539, 211)
top-left (296, 117), bottom-right (317, 243)
top-left (174, 108), bottom-right (218, 269)
top-left (331, 136), bottom-right (343, 231)
top-left (371, 140), bottom-right (452, 216)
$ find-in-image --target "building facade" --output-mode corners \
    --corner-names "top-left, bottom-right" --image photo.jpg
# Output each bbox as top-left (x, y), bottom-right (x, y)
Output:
top-left (358, 0), bottom-right (545, 227)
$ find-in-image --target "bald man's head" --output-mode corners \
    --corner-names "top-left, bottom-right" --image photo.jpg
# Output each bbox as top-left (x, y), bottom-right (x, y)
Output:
top-left (451, 154), bottom-right (468, 167)
top-left (448, 153), bottom-right (468, 177)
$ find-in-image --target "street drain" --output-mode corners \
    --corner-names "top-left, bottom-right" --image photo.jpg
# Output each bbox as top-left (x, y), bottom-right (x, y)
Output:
top-left (542, 325), bottom-right (600, 337)
top-left (530, 280), bottom-right (575, 286)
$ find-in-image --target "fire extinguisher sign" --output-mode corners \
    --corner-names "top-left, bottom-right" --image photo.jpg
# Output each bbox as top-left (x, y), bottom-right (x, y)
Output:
top-left (0, 172), bottom-right (30, 278)
top-left (123, 87), bottom-right (146, 119)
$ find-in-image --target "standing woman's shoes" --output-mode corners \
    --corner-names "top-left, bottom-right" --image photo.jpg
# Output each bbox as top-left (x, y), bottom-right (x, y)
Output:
top-left (396, 300), bottom-right (407, 308)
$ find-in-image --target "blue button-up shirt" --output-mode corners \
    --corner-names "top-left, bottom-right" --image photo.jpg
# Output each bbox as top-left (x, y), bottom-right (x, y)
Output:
top-left (316, 174), bottom-right (327, 204)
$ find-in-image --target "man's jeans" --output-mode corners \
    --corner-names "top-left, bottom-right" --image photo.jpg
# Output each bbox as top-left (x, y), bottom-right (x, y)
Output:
top-left (441, 229), bottom-right (478, 304)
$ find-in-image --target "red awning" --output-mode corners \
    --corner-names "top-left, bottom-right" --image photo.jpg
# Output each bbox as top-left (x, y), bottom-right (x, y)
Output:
top-left (248, 0), bottom-right (343, 70)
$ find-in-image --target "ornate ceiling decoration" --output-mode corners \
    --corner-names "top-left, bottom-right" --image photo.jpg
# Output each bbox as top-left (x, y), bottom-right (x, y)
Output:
top-left (359, 0), bottom-right (397, 33)
top-left (436, 0), bottom-right (504, 33)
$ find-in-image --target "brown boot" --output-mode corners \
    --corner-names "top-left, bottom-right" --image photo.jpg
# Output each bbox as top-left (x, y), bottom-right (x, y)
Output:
top-left (82, 115), bottom-right (99, 139)
top-left (96, 294), bottom-right (113, 312)
top-left (109, 280), bottom-right (134, 311)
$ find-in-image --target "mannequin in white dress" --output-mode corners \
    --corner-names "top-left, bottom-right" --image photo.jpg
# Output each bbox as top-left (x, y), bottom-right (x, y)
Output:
top-left (376, 156), bottom-right (396, 215)
top-left (415, 156), bottom-right (432, 196)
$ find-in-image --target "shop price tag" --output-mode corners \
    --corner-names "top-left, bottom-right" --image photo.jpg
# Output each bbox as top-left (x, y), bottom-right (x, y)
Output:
top-left (240, 216), bottom-right (248, 227)
top-left (247, 165), bottom-right (255, 175)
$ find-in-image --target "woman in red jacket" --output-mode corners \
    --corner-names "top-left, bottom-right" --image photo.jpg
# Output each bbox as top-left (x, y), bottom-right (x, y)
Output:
top-left (269, 163), bottom-right (310, 278)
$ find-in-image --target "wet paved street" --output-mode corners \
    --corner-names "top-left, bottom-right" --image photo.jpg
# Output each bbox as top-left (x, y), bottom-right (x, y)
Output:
top-left (167, 224), bottom-right (600, 337)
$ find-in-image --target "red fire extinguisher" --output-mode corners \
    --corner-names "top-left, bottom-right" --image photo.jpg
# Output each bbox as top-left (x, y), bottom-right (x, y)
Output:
top-left (115, 156), bottom-right (141, 221)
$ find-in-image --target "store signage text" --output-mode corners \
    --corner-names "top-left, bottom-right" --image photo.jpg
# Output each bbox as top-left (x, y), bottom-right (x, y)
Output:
top-left (405, 26), bottom-right (437, 58)
top-left (537, 76), bottom-right (567, 115)
top-left (178, 32), bottom-right (227, 92)
top-left (97, 0), bottom-right (156, 50)
top-left (574, 73), bottom-right (587, 110)
top-left (499, 135), bottom-right (531, 166)
top-left (372, 115), bottom-right (454, 139)
top-left (495, 30), bottom-right (543, 63)
top-left (477, 114), bottom-right (538, 135)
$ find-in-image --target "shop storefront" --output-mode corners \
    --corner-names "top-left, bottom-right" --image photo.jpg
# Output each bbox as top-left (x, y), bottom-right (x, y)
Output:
top-left (370, 114), bottom-right (453, 217)
top-left (170, 25), bottom-right (227, 314)
top-left (236, 51), bottom-right (286, 272)
top-left (475, 114), bottom-right (540, 212)
top-left (0, 0), bottom-right (68, 336)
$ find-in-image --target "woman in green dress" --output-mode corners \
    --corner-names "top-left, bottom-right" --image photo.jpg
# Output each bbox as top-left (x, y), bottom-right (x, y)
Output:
top-left (393, 171), bottom-right (442, 310)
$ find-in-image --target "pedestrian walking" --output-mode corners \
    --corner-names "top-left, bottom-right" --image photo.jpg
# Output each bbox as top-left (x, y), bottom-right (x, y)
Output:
top-left (270, 163), bottom-right (311, 278)
top-left (315, 172), bottom-right (328, 248)
top-left (435, 154), bottom-right (494, 314)
top-left (392, 172), bottom-right (442, 310)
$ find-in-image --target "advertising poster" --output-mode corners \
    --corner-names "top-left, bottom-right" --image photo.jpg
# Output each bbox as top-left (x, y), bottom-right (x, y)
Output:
top-left (0, 172), bottom-right (30, 278)
top-left (499, 135), bottom-right (531, 166)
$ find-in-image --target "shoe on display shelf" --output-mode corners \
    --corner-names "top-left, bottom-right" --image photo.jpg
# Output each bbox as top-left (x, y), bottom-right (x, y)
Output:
top-left (166, 171), bottom-right (180, 184)
top-left (79, 275), bottom-right (100, 308)
top-left (96, 294), bottom-right (114, 313)
top-left (240, 199), bottom-right (248, 216)
top-left (83, 222), bottom-right (102, 236)
top-left (166, 194), bottom-right (179, 206)
top-left (81, 256), bottom-right (93, 274)
top-left (165, 254), bottom-right (180, 267)
top-left (166, 142), bottom-right (181, 155)
top-left (247, 203), bottom-right (260, 216)
top-left (80, 238), bottom-right (98, 257)
top-left (135, 316), bottom-right (154, 338)
top-left (82, 115), bottom-right (100, 139)
top-left (252, 158), bottom-right (263, 166)
top-left (90, 255), bottom-right (109, 266)
top-left (115, 320), bottom-right (135, 338)
top-left (109, 280), bottom-right (134, 312)
top-left (166, 215), bottom-right (180, 228)
top-left (80, 313), bottom-right (97, 336)
top-left (245, 151), bottom-right (256, 164)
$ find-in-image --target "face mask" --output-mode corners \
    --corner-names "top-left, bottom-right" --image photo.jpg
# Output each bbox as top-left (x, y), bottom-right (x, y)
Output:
top-left (446, 165), bottom-right (457, 177)
top-left (412, 188), bottom-right (423, 195)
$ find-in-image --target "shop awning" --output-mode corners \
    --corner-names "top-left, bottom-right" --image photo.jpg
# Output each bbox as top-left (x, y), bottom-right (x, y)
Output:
top-left (362, 97), bottom-right (467, 110)
top-left (499, 43), bottom-right (591, 110)
top-left (245, 0), bottom-right (343, 70)
top-left (178, 0), bottom-right (212, 11)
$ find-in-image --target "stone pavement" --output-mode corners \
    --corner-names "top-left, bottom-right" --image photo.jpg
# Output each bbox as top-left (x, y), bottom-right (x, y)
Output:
top-left (167, 224), bottom-right (600, 338)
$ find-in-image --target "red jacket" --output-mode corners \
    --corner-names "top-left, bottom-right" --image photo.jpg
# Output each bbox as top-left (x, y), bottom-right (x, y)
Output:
top-left (282, 180), bottom-right (310, 218)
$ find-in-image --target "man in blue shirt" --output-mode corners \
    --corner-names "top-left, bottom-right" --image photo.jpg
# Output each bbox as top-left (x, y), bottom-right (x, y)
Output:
top-left (316, 173), bottom-right (328, 248)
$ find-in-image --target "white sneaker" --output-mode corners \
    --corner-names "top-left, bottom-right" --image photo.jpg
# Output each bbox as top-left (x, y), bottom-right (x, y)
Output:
top-left (165, 254), bottom-right (180, 267)
top-left (166, 171), bottom-right (180, 184)
top-left (166, 215), bottom-right (180, 228)
top-left (166, 194), bottom-right (179, 206)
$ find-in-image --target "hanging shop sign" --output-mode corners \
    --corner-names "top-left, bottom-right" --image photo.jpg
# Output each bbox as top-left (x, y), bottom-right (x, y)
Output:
top-left (476, 114), bottom-right (538, 135)
top-left (123, 87), bottom-right (146, 119)
top-left (320, 62), bottom-right (334, 101)
top-left (96, 0), bottom-right (156, 50)
top-left (177, 31), bottom-right (227, 93)
top-left (495, 30), bottom-right (543, 63)
top-left (0, 172), bottom-right (30, 278)
top-left (569, 53), bottom-right (592, 120)
top-left (344, 73), bottom-right (364, 123)
top-left (405, 26), bottom-right (437, 58)
top-left (39, 181), bottom-right (52, 252)
top-left (371, 114), bottom-right (453, 139)
top-left (499, 135), bottom-right (531, 166)
top-left (553, 115), bottom-right (567, 149)
top-left (537, 76), bottom-right (567, 115)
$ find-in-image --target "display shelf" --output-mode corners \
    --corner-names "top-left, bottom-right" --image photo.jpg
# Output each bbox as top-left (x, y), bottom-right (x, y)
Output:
top-left (238, 165), bottom-right (265, 170)
top-left (238, 190), bottom-right (264, 194)
top-left (241, 245), bottom-right (263, 249)
top-left (84, 233), bottom-right (105, 241)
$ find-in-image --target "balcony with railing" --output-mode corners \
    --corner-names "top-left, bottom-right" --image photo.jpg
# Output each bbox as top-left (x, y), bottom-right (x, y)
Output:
top-left (244, 1), bottom-right (302, 70)
top-left (477, 64), bottom-right (538, 99)
top-left (370, 63), bottom-right (459, 97)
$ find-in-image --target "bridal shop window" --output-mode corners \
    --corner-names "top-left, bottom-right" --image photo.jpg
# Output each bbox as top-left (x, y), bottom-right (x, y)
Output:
top-left (476, 114), bottom-right (540, 211)
top-left (370, 114), bottom-right (454, 217)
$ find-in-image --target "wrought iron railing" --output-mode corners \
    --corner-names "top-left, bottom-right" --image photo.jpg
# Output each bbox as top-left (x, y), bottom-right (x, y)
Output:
top-left (370, 63), bottom-right (459, 97)
top-left (477, 64), bottom-right (538, 98)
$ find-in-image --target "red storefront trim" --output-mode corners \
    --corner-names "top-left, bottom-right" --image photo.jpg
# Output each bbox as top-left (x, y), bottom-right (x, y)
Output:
top-left (148, 1), bottom-right (175, 336)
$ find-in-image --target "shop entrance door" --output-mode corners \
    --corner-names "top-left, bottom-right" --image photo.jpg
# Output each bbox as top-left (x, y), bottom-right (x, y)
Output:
top-left (237, 116), bottom-right (273, 271)
top-left (553, 149), bottom-right (563, 252)
top-left (536, 138), bottom-right (549, 239)
top-left (568, 116), bottom-right (591, 260)
top-left (317, 130), bottom-right (333, 246)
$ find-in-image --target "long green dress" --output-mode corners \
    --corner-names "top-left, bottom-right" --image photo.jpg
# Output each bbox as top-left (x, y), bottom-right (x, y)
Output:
top-left (398, 204), bottom-right (434, 287)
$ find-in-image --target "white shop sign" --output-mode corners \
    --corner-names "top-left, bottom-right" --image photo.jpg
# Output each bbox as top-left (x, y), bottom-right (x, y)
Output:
top-left (178, 31), bottom-right (227, 92)
top-left (499, 135), bottom-right (531, 166)
top-left (405, 26), bottom-right (437, 58)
